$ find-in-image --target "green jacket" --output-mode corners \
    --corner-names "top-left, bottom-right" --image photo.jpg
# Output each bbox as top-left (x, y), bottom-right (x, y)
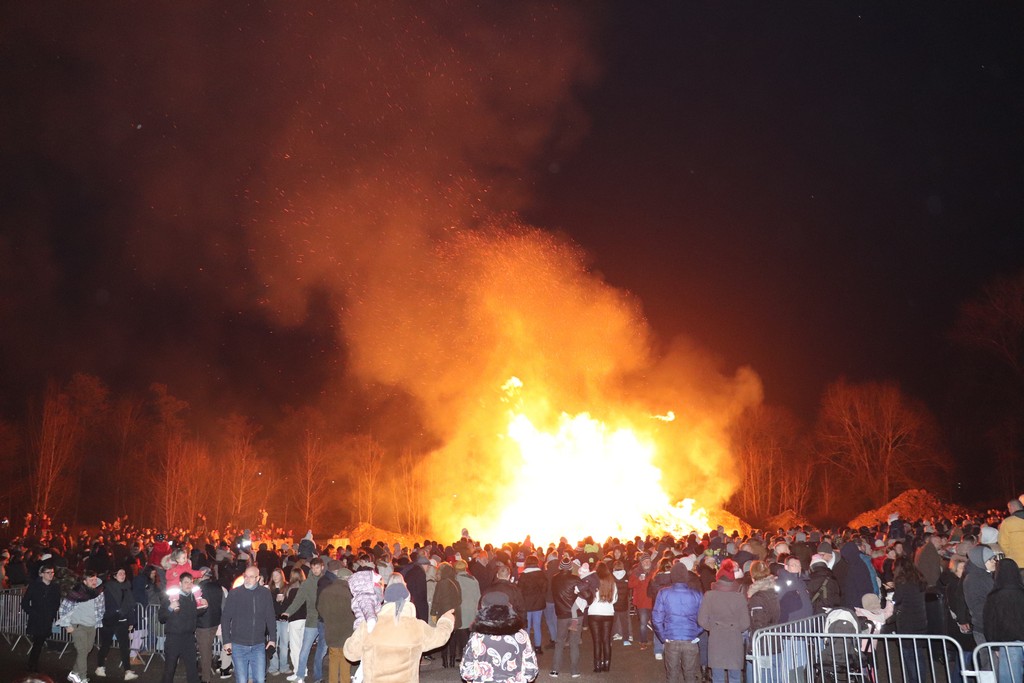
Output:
top-left (285, 573), bottom-right (321, 623)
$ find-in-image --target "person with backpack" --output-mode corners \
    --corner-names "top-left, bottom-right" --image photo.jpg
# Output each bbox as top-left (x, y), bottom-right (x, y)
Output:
top-left (807, 555), bottom-right (842, 613)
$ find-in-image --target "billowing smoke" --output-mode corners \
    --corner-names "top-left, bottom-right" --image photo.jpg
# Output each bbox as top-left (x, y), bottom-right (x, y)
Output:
top-left (2, 3), bottom-right (761, 535)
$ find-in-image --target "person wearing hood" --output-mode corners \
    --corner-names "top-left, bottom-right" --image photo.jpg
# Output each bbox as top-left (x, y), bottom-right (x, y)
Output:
top-left (56, 570), bottom-right (106, 683)
top-left (517, 555), bottom-right (548, 654)
top-left (983, 558), bottom-right (1024, 683)
top-left (697, 559), bottom-right (749, 683)
top-left (343, 582), bottom-right (455, 683)
top-left (297, 531), bottom-right (316, 561)
top-left (348, 554), bottom-right (383, 630)
top-left (430, 562), bottom-right (463, 668)
top-left (998, 498), bottom-right (1024, 568)
top-left (480, 563), bottom-right (526, 619)
top-left (459, 597), bottom-right (539, 683)
top-left (653, 561), bottom-right (704, 683)
top-left (962, 545), bottom-right (997, 651)
top-left (611, 560), bottom-right (634, 647)
top-left (836, 539), bottom-right (876, 609)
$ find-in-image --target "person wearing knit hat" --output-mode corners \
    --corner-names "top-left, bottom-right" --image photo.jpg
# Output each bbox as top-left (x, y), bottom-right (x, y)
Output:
top-left (297, 531), bottom-right (316, 561)
top-left (344, 581), bottom-right (455, 683)
top-left (550, 552), bottom-right (588, 678)
top-left (698, 557), bottom-right (749, 683)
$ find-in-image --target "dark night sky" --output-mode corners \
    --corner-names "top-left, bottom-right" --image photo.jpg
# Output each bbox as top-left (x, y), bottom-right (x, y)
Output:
top-left (529, 4), bottom-right (1024, 418)
top-left (2, 2), bottom-right (1024, 481)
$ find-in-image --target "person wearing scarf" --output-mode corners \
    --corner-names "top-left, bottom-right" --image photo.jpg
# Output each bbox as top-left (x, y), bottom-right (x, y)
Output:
top-left (56, 570), bottom-right (106, 683)
top-left (343, 580), bottom-right (455, 683)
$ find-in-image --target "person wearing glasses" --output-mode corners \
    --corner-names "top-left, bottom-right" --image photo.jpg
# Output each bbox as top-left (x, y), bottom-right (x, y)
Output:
top-left (21, 562), bottom-right (61, 673)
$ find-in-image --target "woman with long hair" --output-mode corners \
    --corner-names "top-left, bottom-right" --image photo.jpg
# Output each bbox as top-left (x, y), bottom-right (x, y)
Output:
top-left (589, 562), bottom-right (618, 672)
top-left (267, 567), bottom-right (291, 675)
top-left (284, 566), bottom-right (308, 676)
top-left (892, 556), bottom-right (928, 683)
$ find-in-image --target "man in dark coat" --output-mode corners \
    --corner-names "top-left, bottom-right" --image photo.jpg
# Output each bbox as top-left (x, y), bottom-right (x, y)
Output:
top-left (479, 563), bottom-right (526, 617)
top-left (400, 553), bottom-right (430, 623)
top-left (159, 572), bottom-right (205, 683)
top-left (318, 563), bottom-right (355, 683)
top-left (21, 562), bottom-right (60, 672)
top-left (222, 566), bottom-right (277, 683)
top-left (469, 550), bottom-right (495, 593)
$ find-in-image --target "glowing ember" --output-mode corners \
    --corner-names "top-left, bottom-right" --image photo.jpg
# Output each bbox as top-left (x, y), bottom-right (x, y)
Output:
top-left (476, 378), bottom-right (712, 543)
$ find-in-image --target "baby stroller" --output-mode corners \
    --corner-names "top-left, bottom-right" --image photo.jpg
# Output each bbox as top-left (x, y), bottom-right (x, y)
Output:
top-left (815, 609), bottom-right (873, 683)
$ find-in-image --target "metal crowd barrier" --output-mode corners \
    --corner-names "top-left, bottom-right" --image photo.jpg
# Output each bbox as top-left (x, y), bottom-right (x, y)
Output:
top-left (752, 628), bottom-right (970, 683)
top-left (0, 589), bottom-right (223, 672)
top-left (973, 643), bottom-right (1024, 683)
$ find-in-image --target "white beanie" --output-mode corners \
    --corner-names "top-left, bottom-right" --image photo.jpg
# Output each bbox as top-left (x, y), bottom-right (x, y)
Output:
top-left (980, 525), bottom-right (999, 545)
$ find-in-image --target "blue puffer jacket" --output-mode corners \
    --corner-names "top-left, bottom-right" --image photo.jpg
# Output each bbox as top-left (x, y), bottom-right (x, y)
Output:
top-left (652, 582), bottom-right (703, 642)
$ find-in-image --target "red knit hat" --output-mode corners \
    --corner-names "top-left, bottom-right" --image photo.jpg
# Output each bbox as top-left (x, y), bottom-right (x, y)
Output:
top-left (716, 558), bottom-right (737, 581)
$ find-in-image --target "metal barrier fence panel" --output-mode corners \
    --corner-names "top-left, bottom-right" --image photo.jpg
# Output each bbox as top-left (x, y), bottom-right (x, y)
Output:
top-left (973, 643), bottom-right (1024, 683)
top-left (752, 630), bottom-right (970, 683)
top-left (0, 589), bottom-right (222, 671)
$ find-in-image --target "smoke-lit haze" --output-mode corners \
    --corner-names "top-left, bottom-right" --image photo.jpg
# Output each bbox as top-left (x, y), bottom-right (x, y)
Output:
top-left (2, 3), bottom-right (762, 535)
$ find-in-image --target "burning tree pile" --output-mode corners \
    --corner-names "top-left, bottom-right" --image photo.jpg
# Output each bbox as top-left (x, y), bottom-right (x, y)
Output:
top-left (848, 489), bottom-right (972, 529)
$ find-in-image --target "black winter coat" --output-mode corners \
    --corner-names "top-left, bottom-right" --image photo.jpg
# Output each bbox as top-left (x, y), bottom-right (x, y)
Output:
top-left (807, 566), bottom-right (842, 612)
top-left (552, 571), bottom-right (587, 618)
top-left (159, 591), bottom-right (203, 636)
top-left (22, 578), bottom-right (61, 636)
top-left (102, 579), bottom-right (137, 625)
top-left (982, 559), bottom-right (1024, 642)
top-left (518, 569), bottom-right (547, 612)
top-left (196, 579), bottom-right (224, 629)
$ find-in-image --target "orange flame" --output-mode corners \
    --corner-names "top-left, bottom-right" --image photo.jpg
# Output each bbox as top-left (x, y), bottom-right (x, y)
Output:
top-left (473, 378), bottom-right (712, 543)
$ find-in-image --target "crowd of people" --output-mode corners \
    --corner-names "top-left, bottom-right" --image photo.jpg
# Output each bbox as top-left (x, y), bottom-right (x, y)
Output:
top-left (5, 496), bottom-right (1024, 683)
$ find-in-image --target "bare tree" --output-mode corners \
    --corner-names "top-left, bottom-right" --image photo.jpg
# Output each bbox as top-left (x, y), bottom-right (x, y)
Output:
top-left (293, 428), bottom-right (330, 531)
top-left (32, 374), bottom-right (109, 518)
top-left (953, 271), bottom-right (1024, 377)
top-left (220, 414), bottom-right (264, 526)
top-left (816, 379), bottom-right (949, 508)
top-left (730, 405), bottom-right (813, 523)
top-left (111, 396), bottom-right (147, 516)
top-left (346, 434), bottom-right (386, 525)
top-left (389, 447), bottom-right (423, 533)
